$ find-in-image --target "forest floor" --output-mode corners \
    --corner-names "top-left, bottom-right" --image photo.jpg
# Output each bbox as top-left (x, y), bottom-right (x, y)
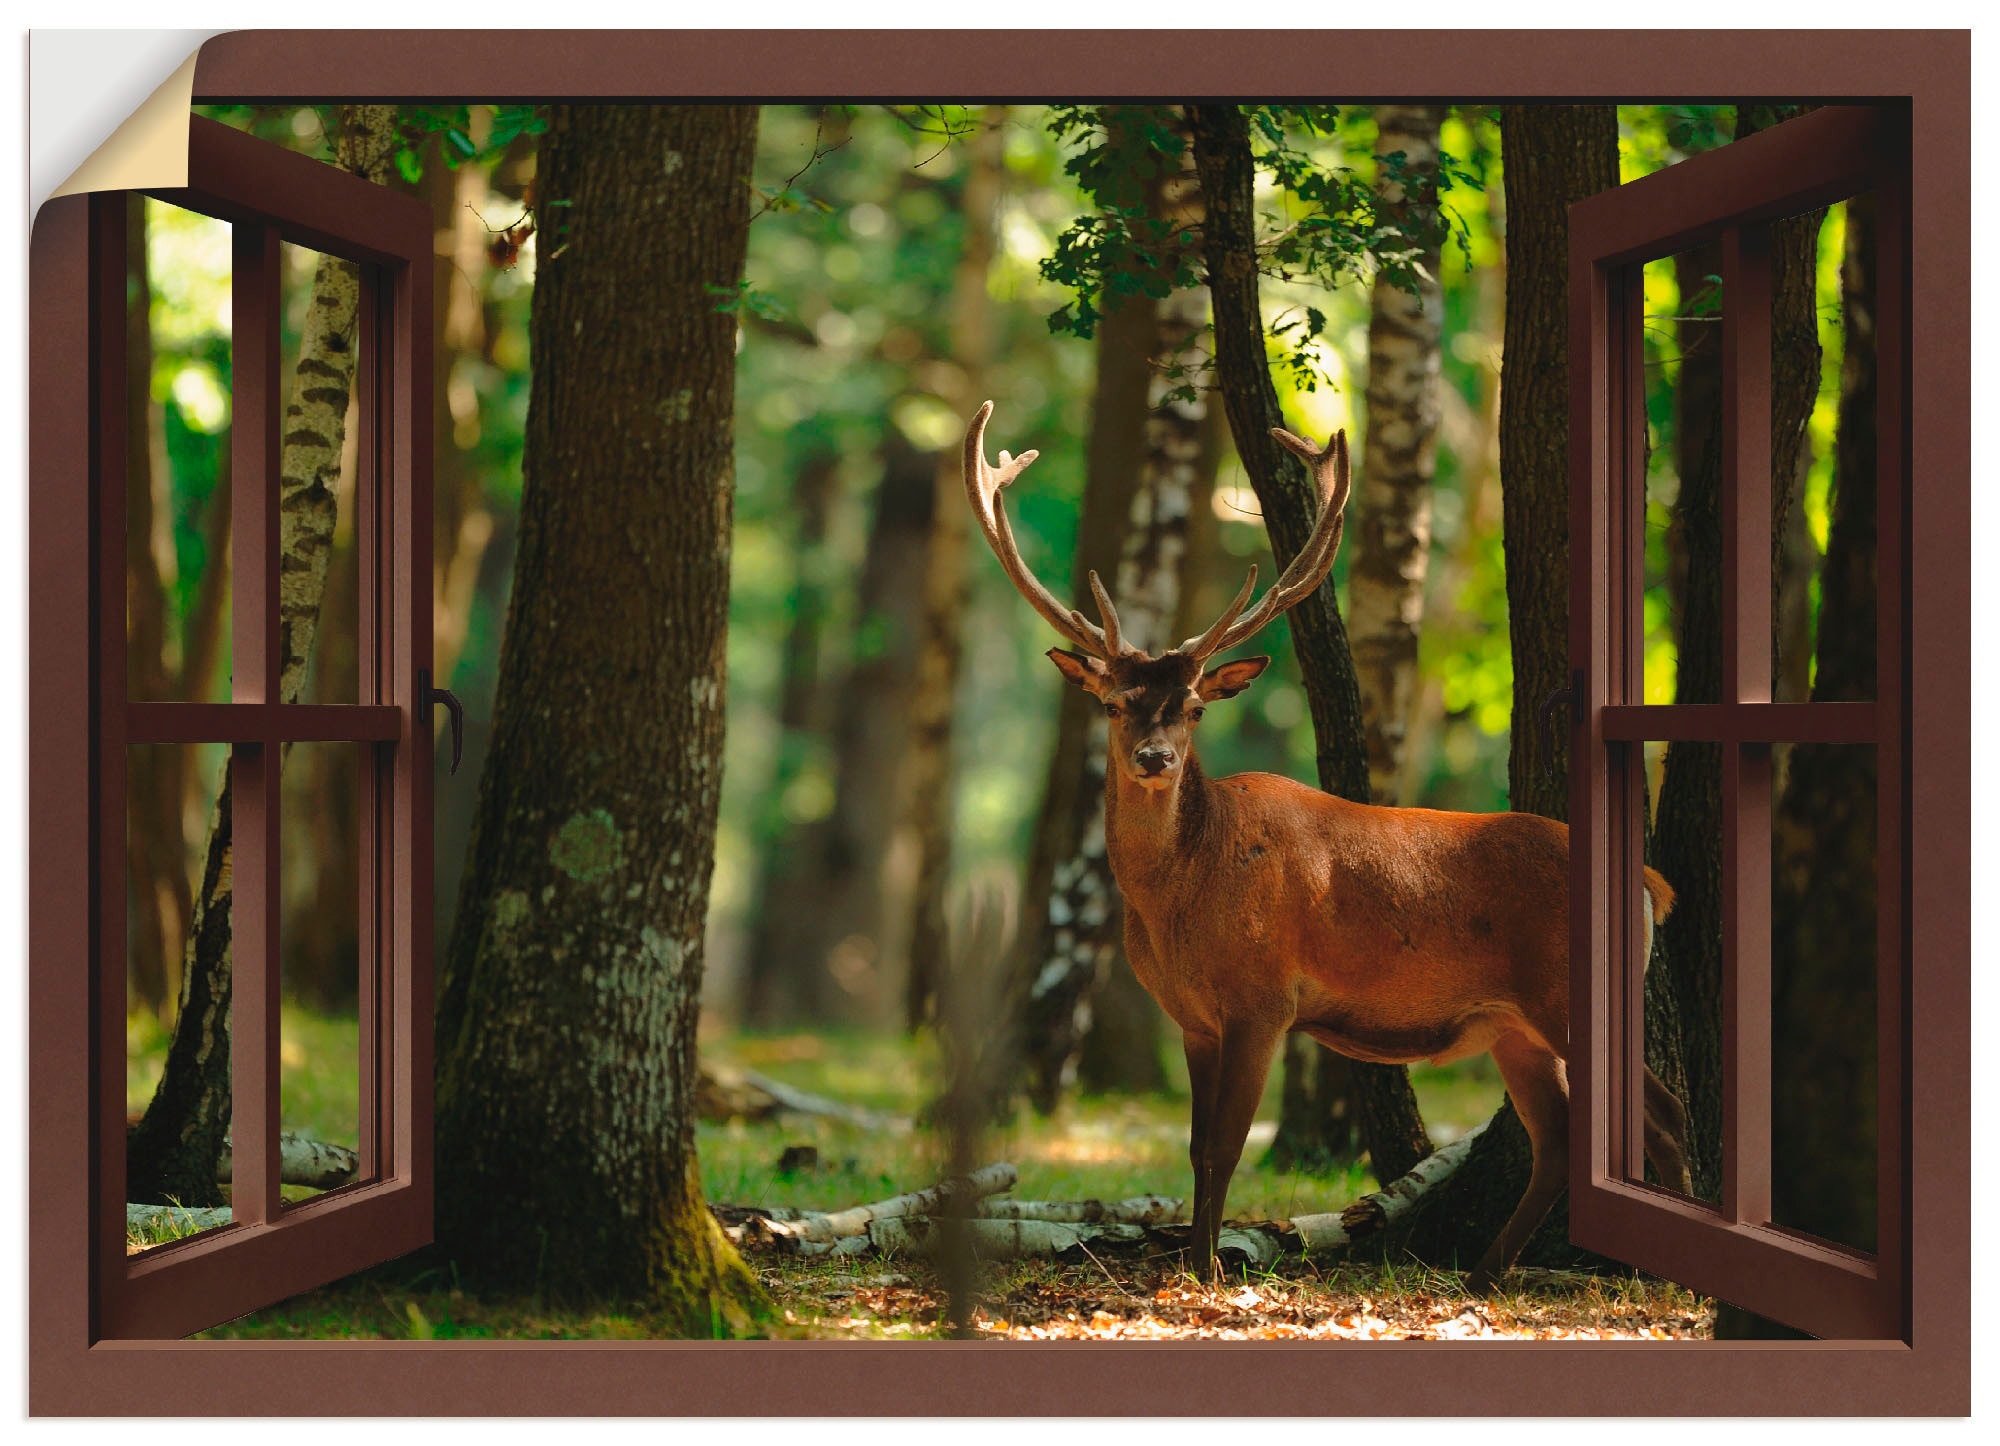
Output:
top-left (129, 1019), bottom-right (1712, 1340)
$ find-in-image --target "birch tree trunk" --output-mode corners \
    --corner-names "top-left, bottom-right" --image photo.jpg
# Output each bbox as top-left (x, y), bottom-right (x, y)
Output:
top-left (897, 106), bottom-right (1008, 1031)
top-left (1349, 104), bottom-right (1446, 806)
top-left (433, 105), bottom-right (765, 1326)
top-left (1024, 109), bottom-right (1204, 1106)
top-left (1187, 104), bottom-right (1432, 1187)
top-left (126, 106), bottom-right (402, 1208)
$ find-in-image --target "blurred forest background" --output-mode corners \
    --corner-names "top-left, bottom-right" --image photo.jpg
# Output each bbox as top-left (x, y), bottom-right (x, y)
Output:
top-left (117, 100), bottom-right (1879, 1337)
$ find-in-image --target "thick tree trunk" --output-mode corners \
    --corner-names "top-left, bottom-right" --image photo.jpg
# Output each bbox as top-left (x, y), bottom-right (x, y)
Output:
top-left (738, 446), bottom-right (845, 1027)
top-left (1386, 106), bottom-right (1622, 1270)
top-left (899, 106), bottom-right (1008, 1031)
top-left (126, 107), bottom-right (402, 1208)
top-left (433, 105), bottom-right (765, 1326)
top-left (1187, 104), bottom-right (1431, 1186)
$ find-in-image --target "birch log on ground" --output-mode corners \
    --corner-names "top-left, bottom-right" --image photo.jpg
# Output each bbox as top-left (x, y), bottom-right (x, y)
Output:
top-left (216, 1132), bottom-right (360, 1190)
top-left (751, 1163), bottom-right (1019, 1247)
top-left (695, 1062), bottom-right (914, 1133)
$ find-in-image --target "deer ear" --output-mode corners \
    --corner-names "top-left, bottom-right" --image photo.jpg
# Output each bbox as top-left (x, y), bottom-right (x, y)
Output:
top-left (1048, 648), bottom-right (1110, 694)
top-left (1197, 655), bottom-right (1271, 700)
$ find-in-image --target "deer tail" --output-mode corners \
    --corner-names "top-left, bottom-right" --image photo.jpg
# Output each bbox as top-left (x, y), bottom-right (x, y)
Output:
top-left (1641, 866), bottom-right (1676, 925)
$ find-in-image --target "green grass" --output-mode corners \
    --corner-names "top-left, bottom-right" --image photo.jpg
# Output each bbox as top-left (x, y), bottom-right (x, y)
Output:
top-left (699, 1029), bottom-right (1503, 1222)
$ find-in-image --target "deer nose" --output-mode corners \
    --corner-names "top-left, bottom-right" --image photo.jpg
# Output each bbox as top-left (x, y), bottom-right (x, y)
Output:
top-left (1135, 745), bottom-right (1177, 776)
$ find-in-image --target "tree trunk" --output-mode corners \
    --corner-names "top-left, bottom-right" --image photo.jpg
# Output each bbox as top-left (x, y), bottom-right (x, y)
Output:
top-left (433, 104), bottom-right (765, 1326)
top-left (1266, 105), bottom-right (1450, 1177)
top-left (1027, 109), bottom-right (1207, 1105)
top-left (1387, 106), bottom-right (1622, 1270)
top-left (1187, 103), bottom-right (1431, 1186)
top-left (1350, 104), bottom-right (1447, 806)
top-left (738, 445), bottom-right (844, 1027)
top-left (1768, 191), bottom-right (1878, 1254)
top-left (126, 106), bottom-right (403, 1208)
top-left (899, 106), bottom-right (1008, 1031)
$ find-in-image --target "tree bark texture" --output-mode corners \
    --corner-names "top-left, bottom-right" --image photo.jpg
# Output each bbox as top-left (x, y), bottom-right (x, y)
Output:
top-left (1768, 193), bottom-right (1877, 1254)
top-left (433, 104), bottom-right (765, 1325)
top-left (899, 106), bottom-right (1008, 1031)
top-left (1026, 110), bottom-right (1205, 1107)
top-left (1187, 104), bottom-right (1431, 1186)
top-left (1349, 104), bottom-right (1447, 806)
top-left (1386, 106), bottom-right (1622, 1270)
top-left (126, 106), bottom-right (401, 1208)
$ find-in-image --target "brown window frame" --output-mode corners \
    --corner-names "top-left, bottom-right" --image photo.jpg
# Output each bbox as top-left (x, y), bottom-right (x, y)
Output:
top-left (81, 117), bottom-right (435, 1340)
top-left (1567, 104), bottom-right (1910, 1342)
top-left (27, 29), bottom-right (1967, 1418)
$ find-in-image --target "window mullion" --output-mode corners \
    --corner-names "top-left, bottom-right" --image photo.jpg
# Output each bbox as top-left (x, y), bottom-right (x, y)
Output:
top-left (1718, 221), bottom-right (1775, 1226)
top-left (228, 221), bottom-right (284, 1227)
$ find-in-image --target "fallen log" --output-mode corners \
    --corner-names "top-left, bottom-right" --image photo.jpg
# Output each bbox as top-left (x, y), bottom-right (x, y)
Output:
top-left (1287, 1121), bottom-right (1489, 1253)
top-left (217, 1132), bottom-right (360, 1190)
top-left (696, 1062), bottom-right (914, 1134)
top-left (752, 1163), bottom-right (1019, 1247)
top-left (968, 1195), bottom-right (1182, 1226)
top-left (723, 1123), bottom-right (1485, 1266)
top-left (127, 1202), bottom-right (231, 1237)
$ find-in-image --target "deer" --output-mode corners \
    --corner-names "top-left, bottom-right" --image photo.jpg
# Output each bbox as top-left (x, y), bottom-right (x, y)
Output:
top-left (963, 401), bottom-right (1690, 1291)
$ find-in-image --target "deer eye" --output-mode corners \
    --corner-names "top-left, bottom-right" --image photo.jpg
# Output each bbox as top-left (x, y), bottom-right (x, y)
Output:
top-left (1103, 703), bottom-right (1121, 719)
top-left (1189, 706), bottom-right (1206, 723)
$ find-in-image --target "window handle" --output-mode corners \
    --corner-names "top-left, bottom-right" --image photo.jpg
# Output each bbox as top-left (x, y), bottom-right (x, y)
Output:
top-left (418, 668), bottom-right (465, 776)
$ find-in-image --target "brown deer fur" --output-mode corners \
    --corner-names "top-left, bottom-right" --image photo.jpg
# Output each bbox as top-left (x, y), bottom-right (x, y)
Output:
top-left (970, 403), bottom-right (1690, 1288)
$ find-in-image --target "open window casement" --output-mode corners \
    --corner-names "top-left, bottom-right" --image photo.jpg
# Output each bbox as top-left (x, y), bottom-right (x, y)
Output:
top-left (1567, 104), bottom-right (1909, 1340)
top-left (72, 117), bottom-right (436, 1340)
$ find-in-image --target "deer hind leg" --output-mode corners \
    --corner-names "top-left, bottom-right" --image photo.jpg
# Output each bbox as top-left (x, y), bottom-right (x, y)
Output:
top-left (1182, 1032), bottom-right (1222, 1275)
top-left (1642, 1065), bottom-right (1693, 1195)
top-left (1193, 1019), bottom-right (1286, 1279)
top-left (1468, 1031), bottom-right (1571, 1295)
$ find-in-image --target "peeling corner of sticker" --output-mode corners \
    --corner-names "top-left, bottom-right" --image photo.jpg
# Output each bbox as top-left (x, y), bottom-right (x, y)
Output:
top-left (46, 47), bottom-right (201, 204)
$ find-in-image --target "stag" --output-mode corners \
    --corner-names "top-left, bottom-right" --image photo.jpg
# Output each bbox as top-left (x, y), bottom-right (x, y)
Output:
top-left (965, 401), bottom-right (1689, 1289)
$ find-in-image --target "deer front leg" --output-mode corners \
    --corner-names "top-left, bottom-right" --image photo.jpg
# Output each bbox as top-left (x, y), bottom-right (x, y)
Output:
top-left (1194, 1019), bottom-right (1286, 1279)
top-left (1183, 1031), bottom-right (1221, 1276)
top-left (1469, 1031), bottom-right (1571, 1295)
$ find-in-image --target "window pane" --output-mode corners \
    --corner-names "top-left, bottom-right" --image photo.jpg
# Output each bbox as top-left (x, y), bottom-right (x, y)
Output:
top-left (126, 742), bottom-right (234, 1253)
top-left (127, 197), bottom-right (233, 705)
top-left (1641, 736), bottom-right (1720, 1210)
top-left (280, 741), bottom-right (367, 1201)
top-left (1770, 741), bottom-right (1877, 1255)
top-left (278, 241), bottom-right (367, 707)
top-left (1638, 247), bottom-right (1723, 707)
top-left (1773, 194), bottom-right (1877, 705)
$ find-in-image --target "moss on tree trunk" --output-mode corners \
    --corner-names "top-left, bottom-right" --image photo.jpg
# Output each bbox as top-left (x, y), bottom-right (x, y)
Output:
top-left (433, 104), bottom-right (766, 1331)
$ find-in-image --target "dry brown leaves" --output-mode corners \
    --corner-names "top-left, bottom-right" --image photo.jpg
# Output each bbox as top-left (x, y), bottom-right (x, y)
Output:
top-left (767, 1259), bottom-right (1712, 1342)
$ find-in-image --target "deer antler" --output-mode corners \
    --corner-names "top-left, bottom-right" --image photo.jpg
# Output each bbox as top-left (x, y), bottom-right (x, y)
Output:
top-left (1177, 427), bottom-right (1352, 663)
top-left (964, 401), bottom-right (1133, 661)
